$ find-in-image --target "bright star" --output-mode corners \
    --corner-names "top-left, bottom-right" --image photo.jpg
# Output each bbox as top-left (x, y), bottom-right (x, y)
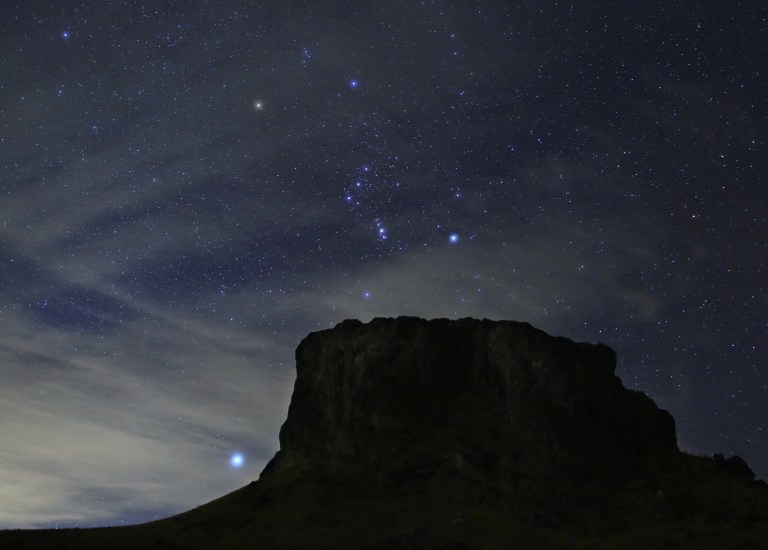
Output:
top-left (349, 79), bottom-right (359, 89)
top-left (61, 31), bottom-right (70, 39)
top-left (230, 453), bottom-right (244, 468)
top-left (253, 100), bottom-right (264, 111)
top-left (449, 234), bottom-right (459, 243)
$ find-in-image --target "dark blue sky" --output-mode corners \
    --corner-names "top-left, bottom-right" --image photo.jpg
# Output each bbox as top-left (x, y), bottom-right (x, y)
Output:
top-left (1, 0), bottom-right (766, 528)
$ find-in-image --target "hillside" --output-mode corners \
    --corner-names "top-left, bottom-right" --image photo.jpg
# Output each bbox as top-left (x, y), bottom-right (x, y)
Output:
top-left (2, 317), bottom-right (767, 549)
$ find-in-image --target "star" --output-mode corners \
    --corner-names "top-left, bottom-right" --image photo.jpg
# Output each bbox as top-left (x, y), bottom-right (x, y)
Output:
top-left (449, 234), bottom-right (459, 244)
top-left (229, 453), bottom-right (244, 468)
top-left (253, 100), bottom-right (264, 111)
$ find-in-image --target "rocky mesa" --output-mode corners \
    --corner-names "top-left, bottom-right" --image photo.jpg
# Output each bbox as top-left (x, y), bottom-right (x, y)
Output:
top-left (267, 317), bottom-right (677, 494)
top-left (2, 317), bottom-right (767, 549)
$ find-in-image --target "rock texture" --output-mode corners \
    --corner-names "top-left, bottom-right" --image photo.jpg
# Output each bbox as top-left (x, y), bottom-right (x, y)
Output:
top-left (266, 317), bottom-right (677, 493)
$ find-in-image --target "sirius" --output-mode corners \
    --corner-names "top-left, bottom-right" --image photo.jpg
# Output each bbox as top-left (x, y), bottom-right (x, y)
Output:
top-left (230, 453), bottom-right (244, 468)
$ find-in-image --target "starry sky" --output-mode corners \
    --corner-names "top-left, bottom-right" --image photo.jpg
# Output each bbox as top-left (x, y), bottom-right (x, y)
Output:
top-left (1, 0), bottom-right (766, 529)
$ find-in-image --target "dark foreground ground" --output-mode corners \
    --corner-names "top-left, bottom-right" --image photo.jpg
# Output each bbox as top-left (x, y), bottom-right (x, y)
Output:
top-left (1, 452), bottom-right (767, 549)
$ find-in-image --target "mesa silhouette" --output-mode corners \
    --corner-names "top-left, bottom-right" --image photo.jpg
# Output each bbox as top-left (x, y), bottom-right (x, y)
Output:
top-left (2, 317), bottom-right (767, 549)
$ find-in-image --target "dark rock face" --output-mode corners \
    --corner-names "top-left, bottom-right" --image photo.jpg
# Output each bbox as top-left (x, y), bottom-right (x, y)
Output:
top-left (4, 317), bottom-right (768, 549)
top-left (266, 317), bottom-right (677, 494)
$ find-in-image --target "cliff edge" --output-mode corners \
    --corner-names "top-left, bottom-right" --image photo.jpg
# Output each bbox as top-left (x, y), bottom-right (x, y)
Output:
top-left (266, 317), bottom-right (677, 498)
top-left (2, 317), bottom-right (766, 549)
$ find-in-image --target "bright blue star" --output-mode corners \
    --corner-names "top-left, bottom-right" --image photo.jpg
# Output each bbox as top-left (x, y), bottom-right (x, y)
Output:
top-left (449, 234), bottom-right (459, 244)
top-left (363, 291), bottom-right (371, 299)
top-left (229, 453), bottom-right (244, 468)
top-left (61, 31), bottom-right (70, 39)
top-left (349, 79), bottom-right (359, 89)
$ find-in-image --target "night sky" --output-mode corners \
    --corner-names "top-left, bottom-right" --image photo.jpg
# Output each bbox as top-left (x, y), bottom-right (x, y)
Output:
top-left (1, 0), bottom-right (766, 529)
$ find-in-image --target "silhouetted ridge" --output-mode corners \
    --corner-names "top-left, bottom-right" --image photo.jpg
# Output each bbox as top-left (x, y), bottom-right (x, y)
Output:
top-left (3, 317), bottom-right (767, 549)
top-left (265, 317), bottom-right (677, 494)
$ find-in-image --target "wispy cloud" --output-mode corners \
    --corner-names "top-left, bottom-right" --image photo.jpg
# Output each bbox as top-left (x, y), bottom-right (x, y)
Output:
top-left (0, 307), bottom-right (293, 528)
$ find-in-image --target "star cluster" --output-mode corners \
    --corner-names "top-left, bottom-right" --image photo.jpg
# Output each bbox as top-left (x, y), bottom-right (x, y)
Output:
top-left (0, 0), bottom-right (765, 528)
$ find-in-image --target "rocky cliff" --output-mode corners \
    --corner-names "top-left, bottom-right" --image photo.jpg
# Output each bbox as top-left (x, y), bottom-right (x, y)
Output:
top-left (266, 317), bottom-right (677, 495)
top-left (3, 317), bottom-right (767, 549)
